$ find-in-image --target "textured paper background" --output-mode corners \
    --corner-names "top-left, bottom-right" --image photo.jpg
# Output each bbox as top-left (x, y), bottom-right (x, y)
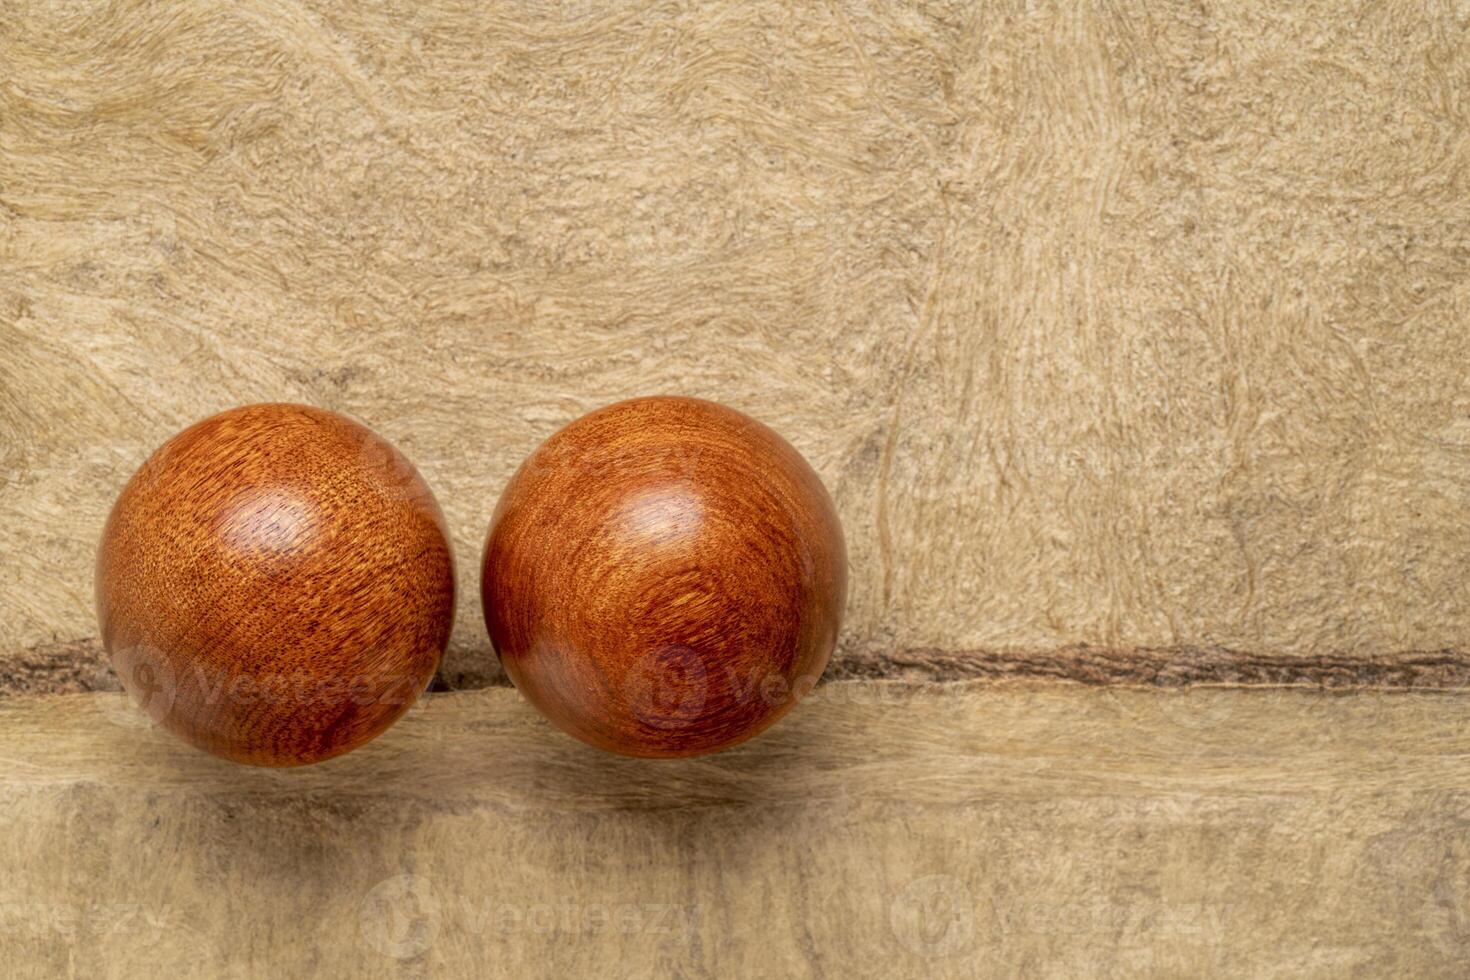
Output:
top-left (4, 685), bottom-right (1470, 978)
top-left (4, 3), bottom-right (1470, 976)
top-left (4, 0), bottom-right (1470, 692)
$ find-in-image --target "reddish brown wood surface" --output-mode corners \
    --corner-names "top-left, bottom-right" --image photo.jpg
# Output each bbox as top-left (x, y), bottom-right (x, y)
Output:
top-left (95, 403), bottom-right (455, 766)
top-left (482, 396), bottom-right (847, 757)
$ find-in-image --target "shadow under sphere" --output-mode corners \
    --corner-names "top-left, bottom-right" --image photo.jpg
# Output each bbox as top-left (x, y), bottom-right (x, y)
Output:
top-left (482, 396), bottom-right (847, 758)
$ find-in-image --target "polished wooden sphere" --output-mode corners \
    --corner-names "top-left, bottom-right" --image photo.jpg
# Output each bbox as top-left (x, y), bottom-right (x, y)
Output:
top-left (96, 404), bottom-right (455, 766)
top-left (482, 396), bottom-right (847, 757)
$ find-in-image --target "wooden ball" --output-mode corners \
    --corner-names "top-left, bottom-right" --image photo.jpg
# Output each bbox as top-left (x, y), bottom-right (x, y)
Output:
top-left (482, 396), bottom-right (847, 757)
top-left (96, 404), bottom-right (455, 766)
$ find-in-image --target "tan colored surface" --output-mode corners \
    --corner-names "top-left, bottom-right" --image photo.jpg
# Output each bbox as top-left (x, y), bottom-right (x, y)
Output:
top-left (2, 682), bottom-right (1468, 978)
top-left (4, 1), bottom-right (1470, 690)
top-left (4, 6), bottom-right (1470, 976)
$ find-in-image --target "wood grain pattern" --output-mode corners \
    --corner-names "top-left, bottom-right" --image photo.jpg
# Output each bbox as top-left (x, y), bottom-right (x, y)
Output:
top-left (1, 5), bottom-right (1465, 975)
top-left (483, 396), bottom-right (846, 757)
top-left (4, 0), bottom-right (1470, 692)
top-left (2, 683), bottom-right (1468, 978)
top-left (96, 403), bottom-right (455, 765)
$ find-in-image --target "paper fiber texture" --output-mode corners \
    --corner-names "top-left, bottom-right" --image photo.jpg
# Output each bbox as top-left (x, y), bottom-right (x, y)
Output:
top-left (2, 684), bottom-right (1467, 978)
top-left (3, 1), bottom-right (1468, 695)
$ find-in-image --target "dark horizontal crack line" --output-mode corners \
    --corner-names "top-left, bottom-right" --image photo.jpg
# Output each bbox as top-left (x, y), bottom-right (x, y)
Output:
top-left (824, 645), bottom-right (1470, 689)
top-left (6, 637), bottom-right (1470, 699)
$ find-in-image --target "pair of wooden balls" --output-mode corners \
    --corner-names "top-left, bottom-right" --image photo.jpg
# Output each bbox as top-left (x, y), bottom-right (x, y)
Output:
top-left (97, 398), bottom-right (846, 765)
